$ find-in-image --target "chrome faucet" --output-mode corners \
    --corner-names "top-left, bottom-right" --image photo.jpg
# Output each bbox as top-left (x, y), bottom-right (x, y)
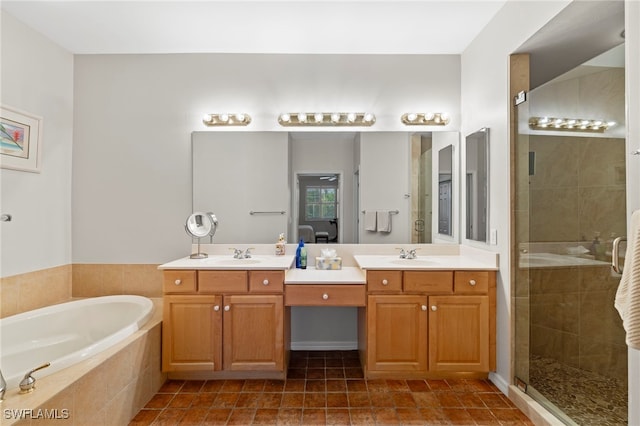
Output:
top-left (231, 248), bottom-right (244, 259)
top-left (19, 363), bottom-right (50, 394)
top-left (0, 367), bottom-right (6, 401)
top-left (243, 248), bottom-right (253, 258)
top-left (397, 247), bottom-right (418, 259)
top-left (397, 248), bottom-right (407, 258)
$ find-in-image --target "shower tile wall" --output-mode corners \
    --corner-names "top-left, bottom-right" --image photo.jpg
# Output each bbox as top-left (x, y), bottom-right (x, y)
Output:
top-left (529, 266), bottom-right (627, 384)
top-left (527, 134), bottom-right (627, 384)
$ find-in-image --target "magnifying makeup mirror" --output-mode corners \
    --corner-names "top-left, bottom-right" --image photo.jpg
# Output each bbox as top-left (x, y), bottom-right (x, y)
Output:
top-left (185, 212), bottom-right (217, 258)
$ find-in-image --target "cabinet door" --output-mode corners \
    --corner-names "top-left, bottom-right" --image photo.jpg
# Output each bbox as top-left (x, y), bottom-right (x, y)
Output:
top-left (428, 295), bottom-right (489, 372)
top-left (223, 294), bottom-right (284, 371)
top-left (162, 295), bottom-right (222, 372)
top-left (367, 295), bottom-right (428, 372)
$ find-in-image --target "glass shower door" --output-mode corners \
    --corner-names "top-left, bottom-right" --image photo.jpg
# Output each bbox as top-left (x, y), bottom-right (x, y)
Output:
top-left (514, 79), bottom-right (628, 425)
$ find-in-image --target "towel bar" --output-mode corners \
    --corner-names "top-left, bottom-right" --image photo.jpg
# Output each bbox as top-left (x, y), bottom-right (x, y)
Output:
top-left (361, 210), bottom-right (399, 214)
top-left (249, 210), bottom-right (286, 215)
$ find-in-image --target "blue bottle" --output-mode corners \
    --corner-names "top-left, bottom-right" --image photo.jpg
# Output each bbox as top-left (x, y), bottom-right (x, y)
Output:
top-left (296, 239), bottom-right (304, 268)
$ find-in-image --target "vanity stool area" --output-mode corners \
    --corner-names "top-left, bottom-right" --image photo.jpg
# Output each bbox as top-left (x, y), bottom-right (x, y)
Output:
top-left (158, 244), bottom-right (498, 382)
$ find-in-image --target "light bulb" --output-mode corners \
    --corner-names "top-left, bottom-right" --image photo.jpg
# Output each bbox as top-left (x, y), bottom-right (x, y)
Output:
top-left (607, 121), bottom-right (616, 127)
top-left (314, 113), bottom-right (324, 123)
top-left (203, 114), bottom-right (212, 122)
top-left (219, 114), bottom-right (229, 122)
top-left (424, 112), bottom-right (434, 121)
top-left (298, 112), bottom-right (307, 122)
top-left (331, 113), bottom-right (340, 123)
top-left (364, 113), bottom-right (374, 123)
top-left (440, 113), bottom-right (450, 123)
top-left (235, 113), bottom-right (245, 122)
top-left (280, 113), bottom-right (290, 122)
top-left (347, 113), bottom-right (356, 123)
top-left (407, 113), bottom-right (417, 122)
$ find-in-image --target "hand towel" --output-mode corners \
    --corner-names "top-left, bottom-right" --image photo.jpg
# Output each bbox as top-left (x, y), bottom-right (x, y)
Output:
top-left (377, 210), bottom-right (392, 233)
top-left (615, 209), bottom-right (640, 349)
top-left (364, 211), bottom-right (377, 231)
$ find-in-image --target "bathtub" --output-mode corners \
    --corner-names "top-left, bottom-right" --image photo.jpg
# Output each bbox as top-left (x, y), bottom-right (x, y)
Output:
top-left (0, 295), bottom-right (153, 391)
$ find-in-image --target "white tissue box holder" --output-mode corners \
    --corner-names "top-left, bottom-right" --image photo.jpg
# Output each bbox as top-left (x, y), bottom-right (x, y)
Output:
top-left (315, 257), bottom-right (342, 270)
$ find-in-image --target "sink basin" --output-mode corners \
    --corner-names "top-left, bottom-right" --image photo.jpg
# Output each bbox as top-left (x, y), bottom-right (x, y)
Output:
top-left (389, 258), bottom-right (438, 266)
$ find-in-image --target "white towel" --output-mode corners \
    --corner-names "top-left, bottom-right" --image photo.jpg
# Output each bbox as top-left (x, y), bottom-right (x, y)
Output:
top-left (615, 209), bottom-right (640, 349)
top-left (364, 211), bottom-right (377, 231)
top-left (377, 210), bottom-right (392, 233)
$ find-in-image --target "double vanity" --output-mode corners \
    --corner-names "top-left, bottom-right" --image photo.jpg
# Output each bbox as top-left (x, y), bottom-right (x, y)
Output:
top-left (159, 244), bottom-right (498, 381)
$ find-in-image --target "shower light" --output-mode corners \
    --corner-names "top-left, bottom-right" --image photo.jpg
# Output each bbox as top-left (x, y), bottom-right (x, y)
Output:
top-left (529, 116), bottom-right (615, 133)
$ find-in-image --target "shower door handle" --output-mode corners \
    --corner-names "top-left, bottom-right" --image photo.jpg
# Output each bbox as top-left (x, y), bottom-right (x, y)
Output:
top-left (612, 236), bottom-right (627, 274)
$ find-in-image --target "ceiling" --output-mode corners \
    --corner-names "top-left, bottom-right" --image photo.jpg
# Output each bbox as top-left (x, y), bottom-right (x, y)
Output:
top-left (1, 1), bottom-right (507, 55)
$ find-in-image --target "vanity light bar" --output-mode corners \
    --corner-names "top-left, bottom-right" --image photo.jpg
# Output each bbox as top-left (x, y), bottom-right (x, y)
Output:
top-left (401, 112), bottom-right (450, 126)
top-left (203, 113), bottom-right (252, 126)
top-left (278, 112), bottom-right (376, 127)
top-left (529, 116), bottom-right (615, 133)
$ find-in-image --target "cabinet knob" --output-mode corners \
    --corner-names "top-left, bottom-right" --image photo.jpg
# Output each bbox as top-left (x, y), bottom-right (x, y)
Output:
top-left (431, 305), bottom-right (437, 311)
top-left (322, 293), bottom-right (329, 300)
top-left (224, 305), bottom-right (230, 311)
top-left (382, 279), bottom-right (389, 286)
top-left (421, 305), bottom-right (427, 311)
top-left (263, 279), bottom-right (270, 286)
top-left (214, 305), bottom-right (220, 311)
top-left (174, 279), bottom-right (182, 285)
top-left (469, 279), bottom-right (477, 286)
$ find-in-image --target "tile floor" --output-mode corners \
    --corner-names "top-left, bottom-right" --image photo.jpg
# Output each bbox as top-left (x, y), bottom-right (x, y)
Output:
top-left (130, 351), bottom-right (534, 425)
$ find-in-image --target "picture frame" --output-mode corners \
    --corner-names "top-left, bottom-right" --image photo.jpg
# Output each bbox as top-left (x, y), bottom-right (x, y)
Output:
top-left (1, 105), bottom-right (43, 173)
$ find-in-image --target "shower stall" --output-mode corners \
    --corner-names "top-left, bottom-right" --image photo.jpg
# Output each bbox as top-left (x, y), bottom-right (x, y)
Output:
top-left (513, 47), bottom-right (628, 425)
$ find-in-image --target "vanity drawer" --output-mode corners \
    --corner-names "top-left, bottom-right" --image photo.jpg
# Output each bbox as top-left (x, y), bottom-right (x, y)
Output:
top-left (249, 271), bottom-right (284, 293)
top-left (454, 271), bottom-right (489, 294)
top-left (285, 285), bottom-right (366, 306)
top-left (367, 270), bottom-right (402, 293)
top-left (198, 271), bottom-right (248, 293)
top-left (403, 271), bottom-right (453, 294)
top-left (163, 270), bottom-right (197, 293)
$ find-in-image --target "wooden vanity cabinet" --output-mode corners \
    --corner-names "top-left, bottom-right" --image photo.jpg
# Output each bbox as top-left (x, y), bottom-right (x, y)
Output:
top-left (162, 270), bottom-right (286, 377)
top-left (364, 269), bottom-right (495, 378)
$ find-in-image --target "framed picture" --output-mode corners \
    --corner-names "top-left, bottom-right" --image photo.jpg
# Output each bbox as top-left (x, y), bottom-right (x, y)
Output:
top-left (1, 105), bottom-right (43, 173)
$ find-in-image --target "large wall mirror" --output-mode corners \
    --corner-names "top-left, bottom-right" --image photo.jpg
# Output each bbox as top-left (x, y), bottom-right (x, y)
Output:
top-left (192, 131), bottom-right (460, 244)
top-left (465, 127), bottom-right (489, 242)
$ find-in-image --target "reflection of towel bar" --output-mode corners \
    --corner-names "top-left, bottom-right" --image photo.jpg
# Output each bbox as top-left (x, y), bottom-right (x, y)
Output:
top-left (361, 210), bottom-right (399, 214)
top-left (249, 210), bottom-right (286, 215)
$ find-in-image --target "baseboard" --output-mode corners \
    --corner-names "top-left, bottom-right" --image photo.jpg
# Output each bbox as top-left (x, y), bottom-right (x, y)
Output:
top-left (290, 341), bottom-right (358, 351)
top-left (489, 371), bottom-right (509, 394)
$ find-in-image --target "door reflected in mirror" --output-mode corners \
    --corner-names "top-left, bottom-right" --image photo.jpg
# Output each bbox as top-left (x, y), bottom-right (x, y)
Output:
top-left (465, 128), bottom-right (489, 242)
top-left (438, 145), bottom-right (453, 236)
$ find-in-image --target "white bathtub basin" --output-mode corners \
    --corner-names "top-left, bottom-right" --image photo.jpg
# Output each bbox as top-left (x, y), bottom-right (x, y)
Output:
top-left (0, 295), bottom-right (153, 390)
top-left (519, 252), bottom-right (610, 269)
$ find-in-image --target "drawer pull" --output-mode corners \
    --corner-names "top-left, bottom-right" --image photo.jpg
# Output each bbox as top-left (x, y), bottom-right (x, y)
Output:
top-left (322, 293), bottom-right (329, 300)
top-left (431, 305), bottom-right (437, 311)
top-left (263, 279), bottom-right (270, 286)
top-left (469, 279), bottom-right (477, 286)
top-left (381, 279), bottom-right (389, 286)
top-left (213, 305), bottom-right (220, 312)
top-left (174, 279), bottom-right (182, 286)
top-left (224, 305), bottom-right (230, 312)
top-left (421, 305), bottom-right (427, 311)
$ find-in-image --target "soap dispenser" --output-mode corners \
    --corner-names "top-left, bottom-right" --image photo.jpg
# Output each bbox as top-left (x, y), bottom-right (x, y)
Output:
top-left (275, 233), bottom-right (286, 256)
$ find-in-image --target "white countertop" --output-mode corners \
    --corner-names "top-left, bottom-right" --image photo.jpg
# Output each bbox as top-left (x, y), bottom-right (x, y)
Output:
top-left (285, 267), bottom-right (366, 284)
top-left (158, 255), bottom-right (296, 270)
top-left (353, 254), bottom-right (499, 271)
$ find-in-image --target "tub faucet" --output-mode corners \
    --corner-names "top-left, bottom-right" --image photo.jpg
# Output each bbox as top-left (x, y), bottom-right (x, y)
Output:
top-left (19, 362), bottom-right (50, 394)
top-left (0, 367), bottom-right (6, 401)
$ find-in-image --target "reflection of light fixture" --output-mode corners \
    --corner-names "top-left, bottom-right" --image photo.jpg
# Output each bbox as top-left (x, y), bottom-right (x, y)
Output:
top-left (278, 112), bottom-right (376, 127)
top-left (529, 116), bottom-right (615, 133)
top-left (401, 112), bottom-right (450, 126)
top-left (203, 113), bottom-right (252, 126)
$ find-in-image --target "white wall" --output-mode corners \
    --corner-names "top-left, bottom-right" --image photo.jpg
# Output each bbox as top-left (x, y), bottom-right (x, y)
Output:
top-left (72, 54), bottom-right (461, 264)
top-left (625, 1), bottom-right (640, 423)
top-left (0, 11), bottom-right (74, 278)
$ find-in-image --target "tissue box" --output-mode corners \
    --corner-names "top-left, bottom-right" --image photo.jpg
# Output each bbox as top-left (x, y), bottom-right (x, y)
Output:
top-left (315, 257), bottom-right (342, 270)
